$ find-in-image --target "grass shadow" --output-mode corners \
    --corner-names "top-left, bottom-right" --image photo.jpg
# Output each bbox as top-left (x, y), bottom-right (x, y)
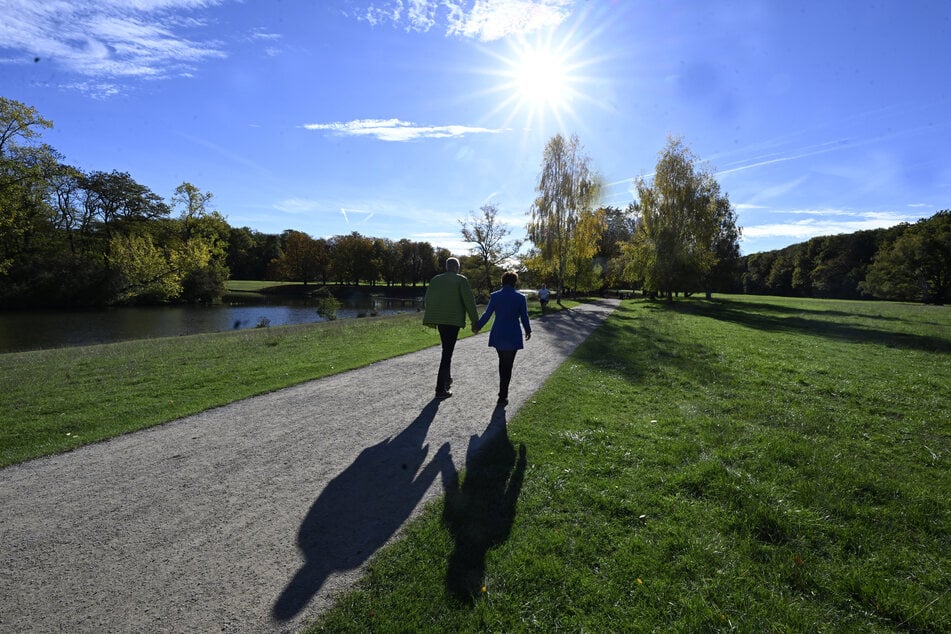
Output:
top-left (569, 300), bottom-right (725, 386)
top-left (670, 299), bottom-right (951, 354)
top-left (440, 407), bottom-right (526, 604)
top-left (535, 300), bottom-right (624, 357)
top-left (709, 297), bottom-right (904, 321)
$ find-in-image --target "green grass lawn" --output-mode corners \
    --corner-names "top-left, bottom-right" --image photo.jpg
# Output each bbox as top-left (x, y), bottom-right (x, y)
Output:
top-left (224, 280), bottom-right (428, 296)
top-left (224, 279), bottom-right (304, 292)
top-left (0, 299), bottom-right (567, 468)
top-left (310, 295), bottom-right (950, 632)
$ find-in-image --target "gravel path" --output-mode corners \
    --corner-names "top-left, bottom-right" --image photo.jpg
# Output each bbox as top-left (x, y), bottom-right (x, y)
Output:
top-left (0, 299), bottom-right (617, 633)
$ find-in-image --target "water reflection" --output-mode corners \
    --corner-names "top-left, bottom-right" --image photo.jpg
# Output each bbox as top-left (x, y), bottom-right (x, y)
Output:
top-left (0, 295), bottom-right (422, 354)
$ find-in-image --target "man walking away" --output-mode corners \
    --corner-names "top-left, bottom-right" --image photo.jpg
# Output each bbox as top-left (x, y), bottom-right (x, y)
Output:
top-left (423, 257), bottom-right (480, 399)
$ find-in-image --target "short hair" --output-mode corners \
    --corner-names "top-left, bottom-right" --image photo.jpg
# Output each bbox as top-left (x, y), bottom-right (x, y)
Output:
top-left (445, 257), bottom-right (460, 272)
top-left (501, 270), bottom-right (518, 287)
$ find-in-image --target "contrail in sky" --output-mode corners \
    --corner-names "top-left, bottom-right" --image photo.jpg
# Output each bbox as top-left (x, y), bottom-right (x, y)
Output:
top-left (341, 208), bottom-right (375, 224)
top-left (716, 140), bottom-right (847, 176)
top-left (717, 121), bottom-right (943, 178)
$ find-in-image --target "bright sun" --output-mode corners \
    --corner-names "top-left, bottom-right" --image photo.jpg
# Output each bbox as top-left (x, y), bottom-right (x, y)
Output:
top-left (483, 34), bottom-right (585, 130)
top-left (512, 45), bottom-right (570, 112)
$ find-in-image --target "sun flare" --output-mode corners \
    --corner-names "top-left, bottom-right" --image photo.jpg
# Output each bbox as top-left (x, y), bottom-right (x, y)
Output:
top-left (512, 45), bottom-right (571, 113)
top-left (483, 33), bottom-right (588, 130)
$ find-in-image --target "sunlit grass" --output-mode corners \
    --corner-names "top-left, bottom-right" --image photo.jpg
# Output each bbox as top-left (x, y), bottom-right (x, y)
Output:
top-left (0, 314), bottom-right (427, 468)
top-left (224, 280), bottom-right (303, 292)
top-left (0, 299), bottom-right (572, 468)
top-left (309, 296), bottom-right (950, 632)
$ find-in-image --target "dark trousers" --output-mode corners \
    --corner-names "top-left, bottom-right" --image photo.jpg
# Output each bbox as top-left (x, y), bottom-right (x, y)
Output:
top-left (497, 349), bottom-right (518, 399)
top-left (437, 324), bottom-right (460, 392)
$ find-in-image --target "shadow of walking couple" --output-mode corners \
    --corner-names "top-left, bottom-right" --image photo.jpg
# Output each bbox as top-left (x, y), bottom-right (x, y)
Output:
top-left (271, 400), bottom-right (526, 621)
top-left (441, 407), bottom-right (527, 603)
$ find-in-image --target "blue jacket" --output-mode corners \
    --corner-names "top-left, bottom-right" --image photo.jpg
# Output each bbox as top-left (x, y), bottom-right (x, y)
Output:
top-left (476, 286), bottom-right (531, 350)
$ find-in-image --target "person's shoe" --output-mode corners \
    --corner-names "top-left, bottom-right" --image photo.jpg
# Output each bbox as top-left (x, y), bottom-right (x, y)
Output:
top-left (435, 389), bottom-right (453, 399)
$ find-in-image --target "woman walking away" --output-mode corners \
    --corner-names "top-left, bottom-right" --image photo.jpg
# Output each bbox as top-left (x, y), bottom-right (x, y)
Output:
top-left (475, 271), bottom-right (532, 407)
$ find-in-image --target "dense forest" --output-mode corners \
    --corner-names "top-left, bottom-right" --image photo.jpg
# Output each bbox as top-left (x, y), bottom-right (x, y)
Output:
top-left (3, 96), bottom-right (947, 308)
top-left (735, 211), bottom-right (950, 304)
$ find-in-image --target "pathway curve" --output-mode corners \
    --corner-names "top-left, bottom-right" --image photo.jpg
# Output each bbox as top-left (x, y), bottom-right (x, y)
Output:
top-left (0, 299), bottom-right (618, 633)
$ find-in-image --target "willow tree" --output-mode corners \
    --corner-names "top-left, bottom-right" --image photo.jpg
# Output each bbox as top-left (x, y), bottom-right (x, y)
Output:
top-left (527, 133), bottom-right (602, 301)
top-left (625, 136), bottom-right (738, 300)
top-left (566, 204), bottom-right (607, 292)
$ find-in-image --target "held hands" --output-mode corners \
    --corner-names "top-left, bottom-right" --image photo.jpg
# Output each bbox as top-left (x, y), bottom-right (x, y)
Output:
top-left (525, 331), bottom-right (532, 341)
top-left (471, 325), bottom-right (480, 334)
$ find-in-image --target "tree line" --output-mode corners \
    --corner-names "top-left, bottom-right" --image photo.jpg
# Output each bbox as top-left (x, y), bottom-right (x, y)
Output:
top-left (735, 210), bottom-right (950, 304)
top-left (229, 228), bottom-right (452, 290)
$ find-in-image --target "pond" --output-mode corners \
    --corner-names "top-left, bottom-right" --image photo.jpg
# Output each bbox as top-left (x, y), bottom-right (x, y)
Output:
top-left (0, 293), bottom-right (423, 354)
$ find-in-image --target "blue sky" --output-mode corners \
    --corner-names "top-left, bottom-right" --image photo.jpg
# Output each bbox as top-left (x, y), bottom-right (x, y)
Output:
top-left (1, 0), bottom-right (948, 256)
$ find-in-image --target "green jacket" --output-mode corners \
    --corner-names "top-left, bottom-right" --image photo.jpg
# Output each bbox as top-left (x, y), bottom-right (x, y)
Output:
top-left (423, 272), bottom-right (479, 328)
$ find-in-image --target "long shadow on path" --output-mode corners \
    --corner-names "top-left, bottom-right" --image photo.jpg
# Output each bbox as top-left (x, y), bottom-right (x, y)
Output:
top-left (441, 408), bottom-right (527, 603)
top-left (272, 400), bottom-right (448, 621)
top-left (536, 305), bottom-right (615, 355)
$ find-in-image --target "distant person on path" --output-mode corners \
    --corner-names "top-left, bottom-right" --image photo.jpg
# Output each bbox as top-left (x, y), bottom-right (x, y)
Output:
top-left (538, 283), bottom-right (550, 312)
top-left (475, 271), bottom-right (532, 407)
top-left (423, 257), bottom-right (480, 399)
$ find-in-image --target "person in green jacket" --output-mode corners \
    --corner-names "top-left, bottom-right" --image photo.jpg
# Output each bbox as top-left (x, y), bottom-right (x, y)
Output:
top-left (423, 257), bottom-right (480, 399)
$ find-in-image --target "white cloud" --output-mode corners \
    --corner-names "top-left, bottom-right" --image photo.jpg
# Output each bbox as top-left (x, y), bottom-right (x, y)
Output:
top-left (360, 0), bottom-right (573, 41)
top-left (302, 118), bottom-right (504, 142)
top-left (413, 231), bottom-right (457, 241)
top-left (741, 210), bottom-right (915, 240)
top-left (249, 28), bottom-right (282, 56)
top-left (250, 30), bottom-right (281, 41)
top-left (411, 231), bottom-right (470, 253)
top-left (495, 213), bottom-right (528, 228)
top-left (62, 80), bottom-right (122, 99)
top-left (787, 209), bottom-right (860, 217)
top-left (0, 0), bottom-right (227, 91)
top-left (447, 0), bottom-right (572, 41)
top-left (406, 0), bottom-right (437, 32)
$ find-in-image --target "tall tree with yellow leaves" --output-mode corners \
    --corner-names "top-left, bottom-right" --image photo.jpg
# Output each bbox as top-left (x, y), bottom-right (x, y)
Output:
top-left (527, 133), bottom-right (602, 301)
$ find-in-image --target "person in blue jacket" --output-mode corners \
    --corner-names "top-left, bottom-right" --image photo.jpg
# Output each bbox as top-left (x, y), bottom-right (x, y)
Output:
top-left (475, 270), bottom-right (532, 407)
